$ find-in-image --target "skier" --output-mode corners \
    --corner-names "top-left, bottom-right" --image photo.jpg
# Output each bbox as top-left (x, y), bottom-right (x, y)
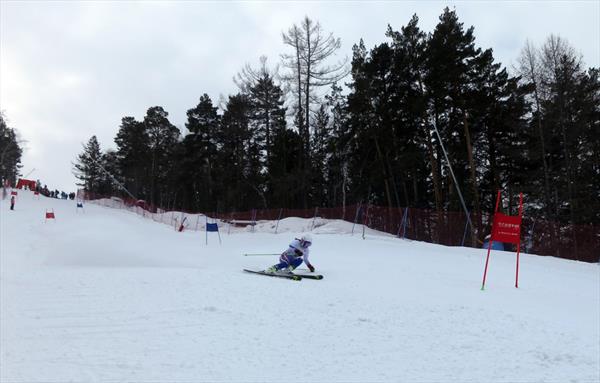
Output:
top-left (10, 195), bottom-right (15, 210)
top-left (266, 234), bottom-right (315, 274)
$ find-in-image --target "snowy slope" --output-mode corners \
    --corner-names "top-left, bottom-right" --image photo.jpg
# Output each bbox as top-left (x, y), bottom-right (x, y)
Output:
top-left (1, 190), bottom-right (598, 382)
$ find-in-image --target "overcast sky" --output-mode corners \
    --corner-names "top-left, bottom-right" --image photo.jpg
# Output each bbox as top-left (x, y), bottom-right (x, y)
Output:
top-left (1, 1), bottom-right (599, 192)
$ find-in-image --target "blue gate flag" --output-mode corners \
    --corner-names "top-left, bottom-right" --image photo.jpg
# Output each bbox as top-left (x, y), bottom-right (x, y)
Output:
top-left (206, 223), bottom-right (219, 232)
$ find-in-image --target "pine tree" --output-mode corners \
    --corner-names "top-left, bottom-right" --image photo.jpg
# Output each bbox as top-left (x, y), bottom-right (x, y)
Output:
top-left (98, 149), bottom-right (120, 196)
top-left (269, 126), bottom-right (304, 208)
top-left (247, 72), bottom-right (287, 169)
top-left (73, 136), bottom-right (103, 193)
top-left (143, 106), bottom-right (180, 206)
top-left (310, 104), bottom-right (330, 206)
top-left (538, 36), bottom-right (600, 225)
top-left (216, 93), bottom-right (264, 210)
top-left (0, 113), bottom-right (23, 187)
top-left (114, 116), bottom-right (149, 199)
top-left (324, 83), bottom-right (351, 209)
top-left (179, 94), bottom-right (220, 211)
top-left (386, 15), bottom-right (430, 209)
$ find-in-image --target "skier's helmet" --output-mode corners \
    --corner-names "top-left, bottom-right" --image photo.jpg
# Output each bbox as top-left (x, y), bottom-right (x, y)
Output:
top-left (301, 234), bottom-right (313, 246)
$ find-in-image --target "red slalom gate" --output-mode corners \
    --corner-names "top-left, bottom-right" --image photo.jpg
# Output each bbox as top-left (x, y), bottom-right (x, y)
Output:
top-left (481, 191), bottom-right (524, 290)
top-left (45, 209), bottom-right (56, 222)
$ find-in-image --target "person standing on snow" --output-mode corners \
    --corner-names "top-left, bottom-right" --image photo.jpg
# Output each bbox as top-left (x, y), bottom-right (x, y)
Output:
top-left (10, 195), bottom-right (15, 210)
top-left (266, 234), bottom-right (315, 273)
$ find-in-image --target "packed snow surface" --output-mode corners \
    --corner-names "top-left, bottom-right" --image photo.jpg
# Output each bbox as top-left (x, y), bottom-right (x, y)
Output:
top-left (1, 191), bottom-right (599, 382)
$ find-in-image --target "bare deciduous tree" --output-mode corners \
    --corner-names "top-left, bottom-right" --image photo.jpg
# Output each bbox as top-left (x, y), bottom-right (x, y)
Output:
top-left (516, 40), bottom-right (552, 216)
top-left (282, 16), bottom-right (349, 145)
top-left (281, 16), bottom-right (349, 206)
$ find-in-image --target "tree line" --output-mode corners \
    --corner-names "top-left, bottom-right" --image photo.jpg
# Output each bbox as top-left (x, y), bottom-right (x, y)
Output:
top-left (74, 8), bottom-right (600, 228)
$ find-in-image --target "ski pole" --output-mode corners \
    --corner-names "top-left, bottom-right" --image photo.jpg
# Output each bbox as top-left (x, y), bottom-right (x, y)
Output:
top-left (243, 253), bottom-right (279, 256)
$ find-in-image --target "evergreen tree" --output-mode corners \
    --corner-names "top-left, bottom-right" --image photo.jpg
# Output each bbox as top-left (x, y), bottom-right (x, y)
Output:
top-left (247, 71), bottom-right (286, 170)
top-left (386, 15), bottom-right (430, 209)
top-left (73, 136), bottom-right (103, 193)
top-left (424, 7), bottom-right (479, 213)
top-left (143, 106), bottom-right (180, 206)
top-left (345, 39), bottom-right (375, 205)
top-left (216, 93), bottom-right (264, 210)
top-left (310, 104), bottom-right (330, 206)
top-left (538, 36), bottom-right (599, 225)
top-left (269, 126), bottom-right (304, 208)
top-left (324, 83), bottom-right (351, 209)
top-left (0, 113), bottom-right (23, 186)
top-left (237, 60), bottom-right (288, 207)
top-left (114, 116), bottom-right (149, 199)
top-left (97, 149), bottom-right (120, 196)
top-left (179, 94), bottom-right (220, 211)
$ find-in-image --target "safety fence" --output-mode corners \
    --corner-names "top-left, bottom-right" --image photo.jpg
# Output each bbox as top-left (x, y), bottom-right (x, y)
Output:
top-left (81, 192), bottom-right (600, 263)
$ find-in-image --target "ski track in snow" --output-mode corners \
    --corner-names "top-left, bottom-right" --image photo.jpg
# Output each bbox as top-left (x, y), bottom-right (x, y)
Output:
top-left (1, 191), bottom-right (598, 382)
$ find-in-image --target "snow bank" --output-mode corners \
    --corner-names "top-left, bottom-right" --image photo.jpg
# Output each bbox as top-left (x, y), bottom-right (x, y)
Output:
top-left (90, 199), bottom-right (394, 238)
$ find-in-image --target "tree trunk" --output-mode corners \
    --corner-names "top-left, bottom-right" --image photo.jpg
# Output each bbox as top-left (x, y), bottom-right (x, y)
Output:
top-left (463, 112), bottom-right (480, 246)
top-left (374, 137), bottom-right (394, 212)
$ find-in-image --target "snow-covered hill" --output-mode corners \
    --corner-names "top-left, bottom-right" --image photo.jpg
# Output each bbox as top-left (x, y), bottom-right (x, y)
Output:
top-left (1, 190), bottom-right (598, 382)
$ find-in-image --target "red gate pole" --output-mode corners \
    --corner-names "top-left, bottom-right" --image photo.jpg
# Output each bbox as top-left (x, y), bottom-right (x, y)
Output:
top-left (481, 190), bottom-right (501, 290)
top-left (481, 236), bottom-right (494, 291)
top-left (515, 193), bottom-right (524, 288)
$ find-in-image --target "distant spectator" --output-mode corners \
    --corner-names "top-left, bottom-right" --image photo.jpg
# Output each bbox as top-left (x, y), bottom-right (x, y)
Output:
top-left (10, 195), bottom-right (15, 210)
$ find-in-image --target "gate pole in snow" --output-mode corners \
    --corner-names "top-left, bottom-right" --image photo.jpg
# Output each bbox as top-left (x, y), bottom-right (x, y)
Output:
top-left (402, 208), bottom-right (409, 239)
top-left (362, 204), bottom-right (370, 240)
top-left (310, 207), bottom-right (318, 231)
top-left (275, 208), bottom-right (283, 234)
top-left (396, 208), bottom-right (404, 238)
top-left (205, 216), bottom-right (221, 245)
top-left (481, 191), bottom-right (501, 290)
top-left (397, 207), bottom-right (409, 239)
top-left (461, 215), bottom-right (469, 246)
top-left (351, 203), bottom-right (362, 235)
top-left (515, 193), bottom-right (524, 288)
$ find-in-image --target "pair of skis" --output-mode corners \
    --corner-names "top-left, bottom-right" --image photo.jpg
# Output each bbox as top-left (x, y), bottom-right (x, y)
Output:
top-left (243, 269), bottom-right (323, 281)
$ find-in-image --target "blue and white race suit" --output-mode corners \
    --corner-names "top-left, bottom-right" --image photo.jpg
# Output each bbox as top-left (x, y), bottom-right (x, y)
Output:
top-left (274, 238), bottom-right (311, 270)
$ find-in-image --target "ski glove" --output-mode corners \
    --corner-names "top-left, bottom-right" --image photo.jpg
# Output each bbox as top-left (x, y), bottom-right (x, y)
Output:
top-left (307, 264), bottom-right (315, 272)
